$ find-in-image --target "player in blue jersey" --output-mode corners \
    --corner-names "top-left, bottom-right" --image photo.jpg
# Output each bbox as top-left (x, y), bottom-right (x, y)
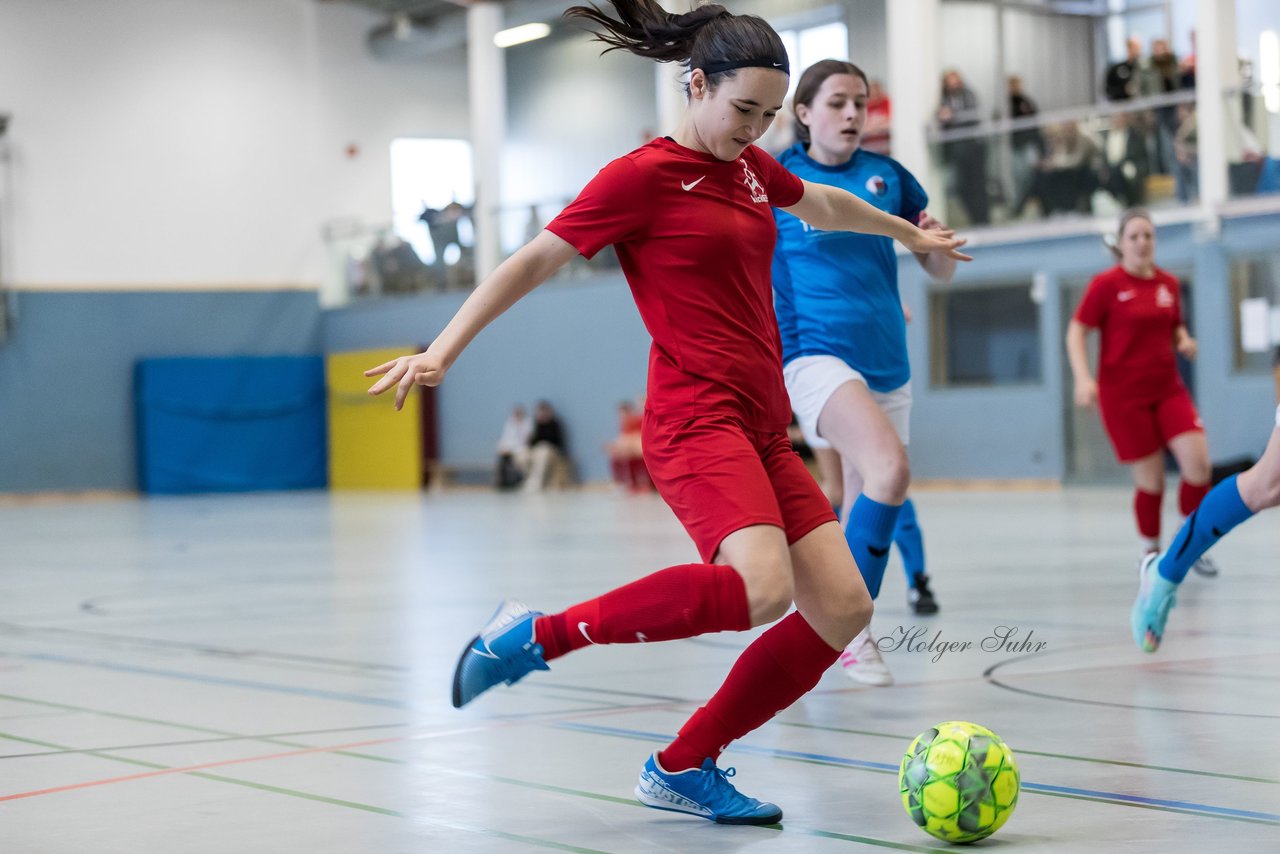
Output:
top-left (1132, 404), bottom-right (1280, 652)
top-left (773, 60), bottom-right (959, 686)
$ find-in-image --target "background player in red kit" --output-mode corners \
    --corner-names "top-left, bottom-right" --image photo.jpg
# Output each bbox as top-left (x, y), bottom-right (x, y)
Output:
top-left (364, 0), bottom-right (967, 826)
top-left (1067, 208), bottom-right (1217, 575)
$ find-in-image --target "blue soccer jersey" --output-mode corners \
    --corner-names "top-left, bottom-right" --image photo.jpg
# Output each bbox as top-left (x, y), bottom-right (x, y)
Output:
top-left (772, 143), bottom-right (927, 392)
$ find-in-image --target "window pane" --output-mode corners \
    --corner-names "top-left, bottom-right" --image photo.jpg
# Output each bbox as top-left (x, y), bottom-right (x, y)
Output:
top-left (390, 138), bottom-right (474, 264)
top-left (797, 22), bottom-right (848, 68)
top-left (1230, 257), bottom-right (1280, 373)
top-left (930, 284), bottom-right (1042, 386)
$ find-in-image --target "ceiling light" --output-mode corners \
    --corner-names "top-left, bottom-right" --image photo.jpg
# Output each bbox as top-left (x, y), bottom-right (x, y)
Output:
top-left (493, 23), bottom-right (550, 48)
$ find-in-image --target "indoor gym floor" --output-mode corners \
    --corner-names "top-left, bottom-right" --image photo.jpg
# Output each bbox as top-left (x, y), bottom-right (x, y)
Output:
top-left (1, 487), bottom-right (1277, 852)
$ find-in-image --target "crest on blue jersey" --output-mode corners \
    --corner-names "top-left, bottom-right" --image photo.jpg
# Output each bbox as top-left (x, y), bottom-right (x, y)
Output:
top-left (865, 176), bottom-right (888, 197)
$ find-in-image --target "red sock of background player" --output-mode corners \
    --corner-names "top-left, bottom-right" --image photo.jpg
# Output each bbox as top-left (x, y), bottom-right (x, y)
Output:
top-left (658, 610), bottom-right (841, 772)
top-left (1179, 479), bottom-right (1209, 516)
top-left (534, 564), bottom-right (751, 661)
top-left (1134, 488), bottom-right (1163, 549)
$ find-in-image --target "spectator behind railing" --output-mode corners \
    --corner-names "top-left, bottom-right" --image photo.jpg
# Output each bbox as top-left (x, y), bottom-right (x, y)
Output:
top-left (419, 200), bottom-right (475, 289)
top-left (1144, 39), bottom-right (1182, 173)
top-left (1020, 122), bottom-right (1103, 218)
top-left (1173, 103), bottom-right (1198, 203)
top-left (1007, 75), bottom-right (1044, 216)
top-left (1105, 36), bottom-right (1143, 101)
top-left (1099, 111), bottom-right (1154, 209)
top-left (937, 69), bottom-right (990, 226)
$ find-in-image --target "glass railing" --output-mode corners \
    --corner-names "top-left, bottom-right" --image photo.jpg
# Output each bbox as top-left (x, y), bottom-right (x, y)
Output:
top-left (494, 199), bottom-right (623, 278)
top-left (325, 87), bottom-right (1280, 307)
top-left (321, 197), bottom-right (627, 306)
top-left (1223, 84), bottom-right (1280, 200)
top-left (926, 89), bottom-right (1199, 228)
top-left (319, 217), bottom-right (469, 306)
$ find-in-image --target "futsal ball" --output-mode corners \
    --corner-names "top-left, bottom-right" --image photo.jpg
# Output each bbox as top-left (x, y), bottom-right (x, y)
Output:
top-left (898, 721), bottom-right (1020, 844)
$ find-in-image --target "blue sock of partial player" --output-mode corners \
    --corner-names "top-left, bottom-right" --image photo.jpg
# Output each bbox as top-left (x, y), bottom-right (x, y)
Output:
top-left (845, 494), bottom-right (903, 600)
top-left (893, 499), bottom-right (925, 582)
top-left (1157, 475), bottom-right (1254, 583)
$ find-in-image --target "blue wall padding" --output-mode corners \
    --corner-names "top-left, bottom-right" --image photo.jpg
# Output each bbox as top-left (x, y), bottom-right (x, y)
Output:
top-left (135, 356), bottom-right (326, 494)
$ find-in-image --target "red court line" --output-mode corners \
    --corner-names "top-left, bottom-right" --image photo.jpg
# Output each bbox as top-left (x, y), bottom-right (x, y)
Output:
top-left (0, 702), bottom-right (667, 804)
top-left (0, 728), bottom-right (465, 803)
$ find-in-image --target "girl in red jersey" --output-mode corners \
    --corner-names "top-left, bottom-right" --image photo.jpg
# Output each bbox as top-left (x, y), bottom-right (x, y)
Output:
top-left (1067, 208), bottom-right (1217, 575)
top-left (366, 0), bottom-right (967, 825)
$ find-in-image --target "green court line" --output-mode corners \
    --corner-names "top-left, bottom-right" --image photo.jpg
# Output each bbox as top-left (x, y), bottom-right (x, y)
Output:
top-left (0, 692), bottom-right (401, 763)
top-left (775, 720), bottom-right (1280, 785)
top-left (0, 694), bottom-right (951, 850)
top-left (567, 721), bottom-right (1280, 827)
top-left (482, 773), bottom-right (952, 852)
top-left (0, 730), bottom-right (608, 851)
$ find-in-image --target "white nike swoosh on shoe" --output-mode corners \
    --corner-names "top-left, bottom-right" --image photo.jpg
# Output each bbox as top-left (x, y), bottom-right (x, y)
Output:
top-left (682, 176), bottom-right (706, 191)
top-left (470, 640), bottom-right (499, 660)
top-left (578, 621), bottom-right (597, 644)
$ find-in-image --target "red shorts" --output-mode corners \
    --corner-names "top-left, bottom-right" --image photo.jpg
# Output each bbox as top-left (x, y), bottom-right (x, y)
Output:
top-left (1098, 385), bottom-right (1204, 463)
top-left (642, 414), bottom-right (837, 563)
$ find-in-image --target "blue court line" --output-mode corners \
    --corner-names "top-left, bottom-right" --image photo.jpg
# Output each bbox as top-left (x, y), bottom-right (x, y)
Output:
top-left (13, 651), bottom-right (624, 715)
top-left (552, 721), bottom-right (1280, 825)
top-left (18, 652), bottom-right (410, 709)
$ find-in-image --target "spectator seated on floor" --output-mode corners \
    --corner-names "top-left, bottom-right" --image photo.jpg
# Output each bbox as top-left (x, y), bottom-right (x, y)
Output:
top-left (606, 400), bottom-right (651, 492)
top-left (523, 400), bottom-right (574, 492)
top-left (495, 404), bottom-right (532, 490)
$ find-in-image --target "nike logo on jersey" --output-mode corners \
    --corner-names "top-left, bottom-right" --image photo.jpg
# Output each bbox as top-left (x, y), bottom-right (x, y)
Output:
top-left (682, 176), bottom-right (706, 191)
top-left (578, 621), bottom-right (597, 644)
top-left (1117, 290), bottom-right (1136, 301)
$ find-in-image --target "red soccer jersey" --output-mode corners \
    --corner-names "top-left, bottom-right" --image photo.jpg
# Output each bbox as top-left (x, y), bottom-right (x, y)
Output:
top-left (1074, 265), bottom-right (1184, 399)
top-left (547, 138), bottom-right (805, 430)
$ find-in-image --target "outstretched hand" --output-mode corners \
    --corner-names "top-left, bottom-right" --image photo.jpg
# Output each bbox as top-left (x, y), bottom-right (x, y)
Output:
top-left (904, 223), bottom-right (972, 262)
top-left (364, 349), bottom-right (449, 411)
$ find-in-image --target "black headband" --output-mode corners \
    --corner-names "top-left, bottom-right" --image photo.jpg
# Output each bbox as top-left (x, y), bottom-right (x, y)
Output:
top-left (699, 58), bottom-right (790, 76)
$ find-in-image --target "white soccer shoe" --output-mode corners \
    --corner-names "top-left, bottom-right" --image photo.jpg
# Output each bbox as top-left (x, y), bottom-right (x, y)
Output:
top-left (839, 628), bottom-right (894, 687)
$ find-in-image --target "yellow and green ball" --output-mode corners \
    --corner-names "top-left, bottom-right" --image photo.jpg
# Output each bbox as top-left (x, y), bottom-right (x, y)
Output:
top-left (899, 721), bottom-right (1020, 844)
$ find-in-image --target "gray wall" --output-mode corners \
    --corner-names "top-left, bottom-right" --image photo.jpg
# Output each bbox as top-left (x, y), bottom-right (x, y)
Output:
top-left (0, 291), bottom-right (322, 492)
top-left (905, 215), bottom-right (1278, 479)
top-left (323, 276), bottom-right (650, 482)
top-left (324, 212), bottom-right (1280, 484)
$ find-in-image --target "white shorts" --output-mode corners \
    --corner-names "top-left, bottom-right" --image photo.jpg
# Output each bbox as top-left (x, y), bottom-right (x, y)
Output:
top-left (783, 355), bottom-right (912, 450)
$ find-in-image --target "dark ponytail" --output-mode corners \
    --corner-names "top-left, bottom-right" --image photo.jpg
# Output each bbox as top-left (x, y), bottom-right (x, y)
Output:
top-left (563, 0), bottom-right (788, 89)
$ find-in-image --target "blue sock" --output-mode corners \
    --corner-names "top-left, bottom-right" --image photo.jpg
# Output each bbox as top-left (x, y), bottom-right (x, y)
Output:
top-left (1157, 475), bottom-right (1254, 583)
top-left (894, 499), bottom-right (926, 582)
top-left (845, 494), bottom-right (903, 600)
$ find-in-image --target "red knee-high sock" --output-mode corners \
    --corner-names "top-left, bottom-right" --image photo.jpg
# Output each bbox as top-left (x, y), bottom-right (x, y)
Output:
top-left (658, 611), bottom-right (840, 772)
top-left (1134, 488), bottom-right (1163, 541)
top-left (610, 458), bottom-right (628, 485)
top-left (1179, 479), bottom-right (1210, 516)
top-left (627, 457), bottom-right (650, 490)
top-left (534, 564), bottom-right (750, 662)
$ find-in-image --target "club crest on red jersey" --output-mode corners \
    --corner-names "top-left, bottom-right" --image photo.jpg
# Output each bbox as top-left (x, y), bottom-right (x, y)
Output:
top-left (742, 161), bottom-right (768, 203)
top-left (1156, 284), bottom-right (1175, 308)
